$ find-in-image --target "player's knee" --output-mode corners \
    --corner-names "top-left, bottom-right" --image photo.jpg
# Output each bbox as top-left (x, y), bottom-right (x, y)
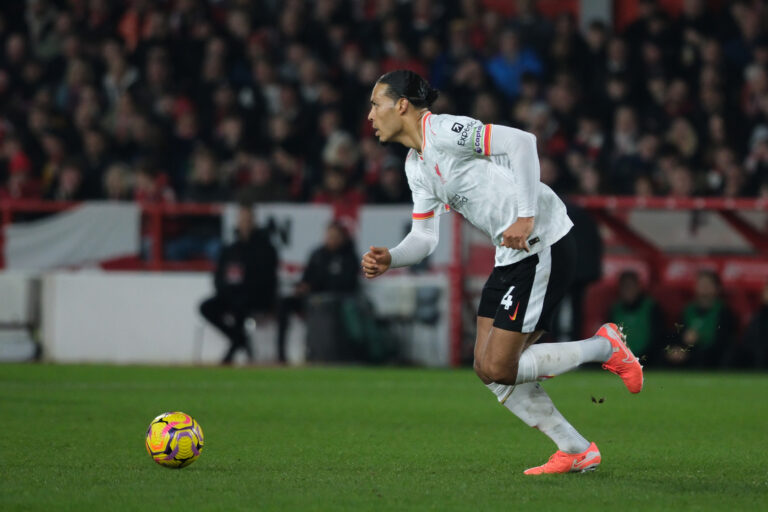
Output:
top-left (483, 360), bottom-right (519, 385)
top-left (473, 360), bottom-right (493, 384)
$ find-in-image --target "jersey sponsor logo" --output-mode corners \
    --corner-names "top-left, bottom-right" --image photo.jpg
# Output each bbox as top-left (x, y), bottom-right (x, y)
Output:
top-left (448, 193), bottom-right (468, 211)
top-left (473, 125), bottom-right (484, 154)
top-left (451, 122), bottom-right (463, 133)
top-left (456, 121), bottom-right (477, 146)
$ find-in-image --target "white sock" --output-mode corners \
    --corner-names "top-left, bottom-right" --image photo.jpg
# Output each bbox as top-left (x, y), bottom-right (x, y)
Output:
top-left (515, 336), bottom-right (612, 384)
top-left (487, 382), bottom-right (590, 454)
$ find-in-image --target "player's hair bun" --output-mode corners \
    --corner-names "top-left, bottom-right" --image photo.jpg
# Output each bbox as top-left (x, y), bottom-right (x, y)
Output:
top-left (377, 70), bottom-right (440, 108)
top-left (424, 87), bottom-right (439, 106)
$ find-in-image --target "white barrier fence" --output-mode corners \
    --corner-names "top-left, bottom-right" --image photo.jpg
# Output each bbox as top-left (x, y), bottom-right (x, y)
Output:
top-left (0, 270), bottom-right (451, 366)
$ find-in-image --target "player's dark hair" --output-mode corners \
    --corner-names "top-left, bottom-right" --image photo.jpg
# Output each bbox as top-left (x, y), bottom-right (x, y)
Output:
top-left (376, 70), bottom-right (439, 108)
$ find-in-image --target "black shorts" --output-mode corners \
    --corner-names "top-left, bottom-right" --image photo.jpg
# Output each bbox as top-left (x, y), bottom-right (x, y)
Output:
top-left (477, 230), bottom-right (576, 333)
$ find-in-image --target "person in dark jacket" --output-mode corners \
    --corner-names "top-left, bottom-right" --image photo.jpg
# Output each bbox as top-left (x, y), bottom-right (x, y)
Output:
top-left (734, 281), bottom-right (768, 369)
top-left (559, 200), bottom-right (603, 340)
top-left (199, 203), bottom-right (278, 364)
top-left (276, 221), bottom-right (359, 360)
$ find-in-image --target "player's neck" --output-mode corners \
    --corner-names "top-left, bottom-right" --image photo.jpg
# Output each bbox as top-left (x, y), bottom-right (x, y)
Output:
top-left (394, 109), bottom-right (430, 154)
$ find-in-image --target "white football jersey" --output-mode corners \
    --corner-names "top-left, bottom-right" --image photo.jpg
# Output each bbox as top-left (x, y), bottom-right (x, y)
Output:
top-left (404, 112), bottom-right (573, 267)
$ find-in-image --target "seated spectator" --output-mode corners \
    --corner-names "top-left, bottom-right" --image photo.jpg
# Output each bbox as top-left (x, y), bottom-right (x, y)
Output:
top-left (166, 147), bottom-right (228, 261)
top-left (367, 157), bottom-right (410, 204)
top-left (103, 162), bottom-right (134, 201)
top-left (240, 157), bottom-right (288, 204)
top-left (45, 158), bottom-right (87, 200)
top-left (1, 135), bottom-right (40, 199)
top-left (665, 270), bottom-right (736, 368)
top-left (486, 29), bottom-right (543, 100)
top-left (183, 147), bottom-right (230, 203)
top-left (607, 271), bottom-right (666, 365)
top-left (312, 166), bottom-right (365, 224)
top-left (199, 203), bottom-right (278, 364)
top-left (277, 221), bottom-right (359, 362)
top-left (133, 163), bottom-right (175, 203)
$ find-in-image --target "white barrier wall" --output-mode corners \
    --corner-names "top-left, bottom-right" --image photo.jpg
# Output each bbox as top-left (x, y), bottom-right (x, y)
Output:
top-left (42, 272), bottom-right (226, 364)
top-left (0, 272), bottom-right (36, 324)
top-left (0, 272), bottom-right (38, 361)
top-left (39, 271), bottom-right (450, 366)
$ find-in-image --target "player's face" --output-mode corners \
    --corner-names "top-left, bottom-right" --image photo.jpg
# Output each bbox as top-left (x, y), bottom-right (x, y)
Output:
top-left (368, 83), bottom-right (402, 143)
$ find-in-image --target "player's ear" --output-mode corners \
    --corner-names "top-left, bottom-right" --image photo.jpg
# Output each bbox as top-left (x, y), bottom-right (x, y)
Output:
top-left (397, 97), bottom-right (409, 115)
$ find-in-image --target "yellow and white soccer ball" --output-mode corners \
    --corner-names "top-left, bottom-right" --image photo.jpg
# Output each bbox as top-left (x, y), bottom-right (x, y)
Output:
top-left (145, 411), bottom-right (204, 468)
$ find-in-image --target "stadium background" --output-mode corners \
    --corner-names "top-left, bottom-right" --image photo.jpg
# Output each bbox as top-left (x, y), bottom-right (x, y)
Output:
top-left (0, 0), bottom-right (767, 368)
top-left (2, 2), bottom-right (768, 511)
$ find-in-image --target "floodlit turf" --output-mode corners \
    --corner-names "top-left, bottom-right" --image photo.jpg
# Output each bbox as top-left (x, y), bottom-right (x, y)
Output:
top-left (1, 364), bottom-right (767, 511)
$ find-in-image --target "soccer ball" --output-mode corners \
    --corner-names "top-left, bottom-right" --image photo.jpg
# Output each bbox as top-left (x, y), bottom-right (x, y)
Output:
top-left (145, 411), bottom-right (204, 468)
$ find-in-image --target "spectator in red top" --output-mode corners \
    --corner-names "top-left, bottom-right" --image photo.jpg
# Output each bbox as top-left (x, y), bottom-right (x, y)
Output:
top-left (1, 135), bottom-right (39, 199)
top-left (313, 166), bottom-right (365, 224)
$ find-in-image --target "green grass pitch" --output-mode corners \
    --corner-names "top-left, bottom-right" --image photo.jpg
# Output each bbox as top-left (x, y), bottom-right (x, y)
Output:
top-left (1, 364), bottom-right (767, 511)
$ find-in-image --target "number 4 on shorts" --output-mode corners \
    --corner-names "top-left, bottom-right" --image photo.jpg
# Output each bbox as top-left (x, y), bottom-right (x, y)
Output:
top-left (501, 286), bottom-right (515, 310)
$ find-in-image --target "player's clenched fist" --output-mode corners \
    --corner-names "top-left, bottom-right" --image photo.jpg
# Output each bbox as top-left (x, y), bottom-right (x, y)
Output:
top-left (361, 246), bottom-right (392, 279)
top-left (501, 216), bottom-right (535, 252)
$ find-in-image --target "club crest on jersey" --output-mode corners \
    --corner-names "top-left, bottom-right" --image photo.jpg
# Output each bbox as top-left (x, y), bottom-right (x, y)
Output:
top-left (449, 193), bottom-right (468, 211)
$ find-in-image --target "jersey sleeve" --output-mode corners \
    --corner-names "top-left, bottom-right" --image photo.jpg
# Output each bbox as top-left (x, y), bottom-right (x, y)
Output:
top-left (486, 124), bottom-right (540, 217)
top-left (404, 156), bottom-right (445, 220)
top-left (426, 115), bottom-right (487, 158)
top-left (433, 117), bottom-right (539, 217)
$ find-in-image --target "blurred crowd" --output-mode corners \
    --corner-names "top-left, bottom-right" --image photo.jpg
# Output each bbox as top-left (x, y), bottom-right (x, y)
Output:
top-left (2, 0), bottom-right (768, 207)
top-left (607, 270), bottom-right (768, 369)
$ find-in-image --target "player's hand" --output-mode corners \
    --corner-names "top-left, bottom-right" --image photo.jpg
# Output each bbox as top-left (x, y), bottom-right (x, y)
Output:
top-left (501, 217), bottom-right (535, 252)
top-left (362, 246), bottom-right (391, 279)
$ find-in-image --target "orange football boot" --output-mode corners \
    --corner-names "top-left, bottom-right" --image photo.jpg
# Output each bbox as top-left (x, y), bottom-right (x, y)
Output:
top-left (597, 322), bottom-right (644, 393)
top-left (524, 442), bottom-right (601, 475)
